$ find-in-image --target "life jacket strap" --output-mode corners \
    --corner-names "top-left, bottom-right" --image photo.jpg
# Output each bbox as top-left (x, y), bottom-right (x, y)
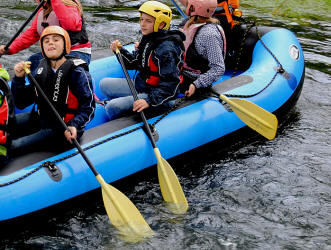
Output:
top-left (215, 1), bottom-right (234, 28)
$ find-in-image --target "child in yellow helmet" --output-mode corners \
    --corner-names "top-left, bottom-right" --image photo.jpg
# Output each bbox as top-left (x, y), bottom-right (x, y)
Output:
top-left (100, 1), bottom-right (186, 120)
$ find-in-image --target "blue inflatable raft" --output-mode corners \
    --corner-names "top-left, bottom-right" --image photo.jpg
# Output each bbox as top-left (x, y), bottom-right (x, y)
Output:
top-left (0, 25), bottom-right (305, 222)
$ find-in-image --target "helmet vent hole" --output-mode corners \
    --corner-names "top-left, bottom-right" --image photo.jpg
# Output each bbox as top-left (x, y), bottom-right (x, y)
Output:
top-left (188, 5), bottom-right (195, 16)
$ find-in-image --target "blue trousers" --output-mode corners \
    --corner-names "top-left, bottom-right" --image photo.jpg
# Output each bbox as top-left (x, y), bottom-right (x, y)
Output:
top-left (10, 112), bottom-right (69, 152)
top-left (100, 77), bottom-right (177, 120)
top-left (99, 78), bottom-right (149, 120)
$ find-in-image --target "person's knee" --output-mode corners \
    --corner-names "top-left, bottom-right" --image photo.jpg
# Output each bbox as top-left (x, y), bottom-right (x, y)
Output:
top-left (99, 78), bottom-right (110, 96)
top-left (105, 100), bottom-right (120, 120)
top-left (99, 78), bottom-right (119, 98)
top-left (105, 98), bottom-right (129, 120)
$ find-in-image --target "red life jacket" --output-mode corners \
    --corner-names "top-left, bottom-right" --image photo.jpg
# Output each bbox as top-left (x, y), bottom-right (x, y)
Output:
top-left (144, 50), bottom-right (184, 87)
top-left (34, 58), bottom-right (87, 124)
top-left (145, 53), bottom-right (161, 87)
top-left (137, 31), bottom-right (185, 86)
top-left (0, 99), bottom-right (9, 145)
top-left (0, 70), bottom-right (15, 153)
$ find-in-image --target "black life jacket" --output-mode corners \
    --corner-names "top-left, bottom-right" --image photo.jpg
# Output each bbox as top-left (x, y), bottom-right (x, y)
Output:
top-left (185, 24), bottom-right (226, 74)
top-left (0, 71), bottom-right (15, 157)
top-left (67, 18), bottom-right (89, 45)
top-left (137, 30), bottom-right (185, 86)
top-left (34, 58), bottom-right (88, 124)
top-left (214, 0), bottom-right (242, 27)
top-left (213, 0), bottom-right (242, 45)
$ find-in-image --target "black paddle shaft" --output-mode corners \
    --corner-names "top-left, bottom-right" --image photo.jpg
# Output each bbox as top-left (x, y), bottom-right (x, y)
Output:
top-left (115, 51), bottom-right (157, 148)
top-left (26, 73), bottom-right (99, 177)
top-left (3, 1), bottom-right (46, 53)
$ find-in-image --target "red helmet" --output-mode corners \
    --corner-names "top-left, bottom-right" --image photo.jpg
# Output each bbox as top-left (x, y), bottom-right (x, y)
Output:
top-left (186, 0), bottom-right (217, 18)
top-left (40, 26), bottom-right (71, 58)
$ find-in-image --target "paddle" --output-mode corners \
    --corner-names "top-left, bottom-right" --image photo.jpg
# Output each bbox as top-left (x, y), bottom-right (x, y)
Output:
top-left (170, 0), bottom-right (187, 18)
top-left (23, 62), bottom-right (154, 241)
top-left (0, 0), bottom-right (46, 57)
top-left (211, 86), bottom-right (278, 140)
top-left (114, 48), bottom-right (188, 214)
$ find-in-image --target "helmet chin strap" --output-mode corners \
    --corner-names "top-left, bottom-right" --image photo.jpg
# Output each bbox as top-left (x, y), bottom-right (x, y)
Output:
top-left (46, 49), bottom-right (66, 69)
top-left (52, 51), bottom-right (66, 61)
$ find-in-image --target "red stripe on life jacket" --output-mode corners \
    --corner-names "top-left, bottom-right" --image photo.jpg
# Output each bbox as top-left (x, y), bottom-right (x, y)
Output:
top-left (145, 52), bottom-right (184, 86)
top-left (0, 130), bottom-right (6, 144)
top-left (0, 99), bottom-right (8, 144)
top-left (146, 55), bottom-right (160, 87)
top-left (64, 90), bottom-right (79, 123)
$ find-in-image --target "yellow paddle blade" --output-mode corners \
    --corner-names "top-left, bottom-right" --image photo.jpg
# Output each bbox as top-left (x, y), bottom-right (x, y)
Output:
top-left (154, 148), bottom-right (188, 214)
top-left (96, 175), bottom-right (154, 242)
top-left (219, 95), bottom-right (278, 140)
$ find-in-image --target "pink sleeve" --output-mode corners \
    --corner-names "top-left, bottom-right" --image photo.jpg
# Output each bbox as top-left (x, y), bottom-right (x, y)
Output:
top-left (8, 10), bottom-right (41, 55)
top-left (51, 0), bottom-right (82, 31)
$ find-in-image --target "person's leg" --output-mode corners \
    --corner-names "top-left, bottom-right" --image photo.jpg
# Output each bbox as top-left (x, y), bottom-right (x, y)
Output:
top-left (7, 112), bottom-right (74, 159)
top-left (104, 93), bottom-right (148, 120)
top-left (67, 51), bottom-right (91, 65)
top-left (146, 99), bottom-right (178, 117)
top-left (164, 99), bottom-right (177, 109)
top-left (11, 112), bottom-right (40, 139)
top-left (11, 128), bottom-right (56, 152)
top-left (10, 112), bottom-right (51, 151)
top-left (99, 78), bottom-right (132, 100)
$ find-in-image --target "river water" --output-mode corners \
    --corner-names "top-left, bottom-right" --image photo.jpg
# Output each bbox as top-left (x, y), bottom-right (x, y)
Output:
top-left (0, 0), bottom-right (330, 249)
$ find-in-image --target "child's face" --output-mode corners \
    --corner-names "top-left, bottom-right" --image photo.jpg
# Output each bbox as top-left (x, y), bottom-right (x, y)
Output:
top-left (139, 13), bottom-right (155, 36)
top-left (42, 34), bottom-right (65, 59)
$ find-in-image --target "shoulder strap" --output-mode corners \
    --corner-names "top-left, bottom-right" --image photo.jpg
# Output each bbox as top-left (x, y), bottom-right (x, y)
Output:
top-left (71, 58), bottom-right (89, 71)
top-left (215, 24), bottom-right (227, 58)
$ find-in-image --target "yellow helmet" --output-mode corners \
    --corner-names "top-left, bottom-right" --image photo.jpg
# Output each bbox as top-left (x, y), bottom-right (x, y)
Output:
top-left (138, 1), bottom-right (172, 32)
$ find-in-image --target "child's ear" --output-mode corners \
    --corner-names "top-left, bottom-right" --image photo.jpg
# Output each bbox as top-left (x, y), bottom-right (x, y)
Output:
top-left (158, 22), bottom-right (166, 30)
